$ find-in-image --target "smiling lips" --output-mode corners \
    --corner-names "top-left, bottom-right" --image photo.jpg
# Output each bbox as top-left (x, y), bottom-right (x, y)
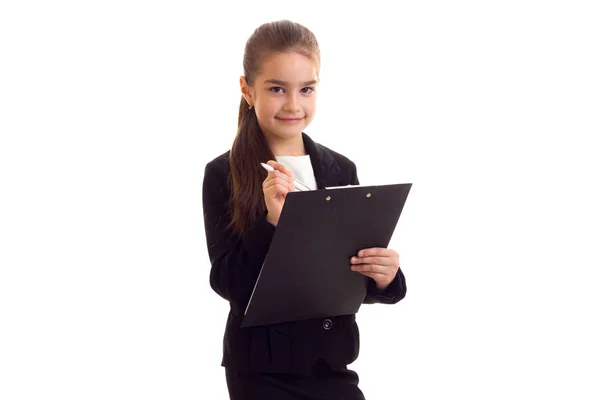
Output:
top-left (276, 117), bottom-right (304, 124)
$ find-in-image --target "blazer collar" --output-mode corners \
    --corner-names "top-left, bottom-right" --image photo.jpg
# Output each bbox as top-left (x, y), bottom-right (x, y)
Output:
top-left (302, 132), bottom-right (345, 189)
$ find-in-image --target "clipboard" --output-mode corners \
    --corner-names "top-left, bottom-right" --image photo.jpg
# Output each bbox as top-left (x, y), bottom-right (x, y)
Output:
top-left (241, 183), bottom-right (412, 328)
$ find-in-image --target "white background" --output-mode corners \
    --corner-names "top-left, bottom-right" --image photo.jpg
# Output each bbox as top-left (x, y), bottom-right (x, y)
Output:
top-left (1, 1), bottom-right (599, 399)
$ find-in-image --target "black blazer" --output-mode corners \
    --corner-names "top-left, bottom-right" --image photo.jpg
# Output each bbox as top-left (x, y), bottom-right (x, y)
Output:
top-left (202, 133), bottom-right (407, 373)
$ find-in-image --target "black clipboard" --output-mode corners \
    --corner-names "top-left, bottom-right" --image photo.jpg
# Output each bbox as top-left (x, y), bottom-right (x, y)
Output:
top-left (241, 183), bottom-right (412, 328)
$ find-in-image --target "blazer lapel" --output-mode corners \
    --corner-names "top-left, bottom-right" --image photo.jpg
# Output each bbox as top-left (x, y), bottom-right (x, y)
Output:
top-left (302, 132), bottom-right (347, 189)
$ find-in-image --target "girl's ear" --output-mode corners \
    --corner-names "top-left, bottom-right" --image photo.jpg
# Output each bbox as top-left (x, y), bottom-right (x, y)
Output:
top-left (240, 76), bottom-right (253, 107)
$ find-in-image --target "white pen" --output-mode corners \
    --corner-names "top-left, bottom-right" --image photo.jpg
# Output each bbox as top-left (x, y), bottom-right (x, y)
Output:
top-left (260, 163), bottom-right (311, 192)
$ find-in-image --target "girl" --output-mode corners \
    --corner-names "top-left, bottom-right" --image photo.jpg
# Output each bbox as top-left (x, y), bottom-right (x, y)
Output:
top-left (202, 20), bottom-right (407, 399)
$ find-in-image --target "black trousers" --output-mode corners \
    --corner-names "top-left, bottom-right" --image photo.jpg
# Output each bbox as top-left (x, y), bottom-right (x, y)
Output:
top-left (225, 359), bottom-right (366, 400)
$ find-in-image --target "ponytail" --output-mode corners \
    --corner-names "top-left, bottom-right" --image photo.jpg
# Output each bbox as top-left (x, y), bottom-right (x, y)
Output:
top-left (228, 96), bottom-right (274, 235)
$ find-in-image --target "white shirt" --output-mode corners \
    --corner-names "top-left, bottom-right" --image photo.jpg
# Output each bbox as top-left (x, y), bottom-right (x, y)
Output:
top-left (275, 155), bottom-right (318, 191)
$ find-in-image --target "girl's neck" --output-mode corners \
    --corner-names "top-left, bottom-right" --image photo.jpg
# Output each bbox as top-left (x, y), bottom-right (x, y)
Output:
top-left (267, 133), bottom-right (307, 157)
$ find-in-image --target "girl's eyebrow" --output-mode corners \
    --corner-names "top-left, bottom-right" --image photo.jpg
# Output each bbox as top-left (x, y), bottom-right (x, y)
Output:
top-left (264, 79), bottom-right (317, 86)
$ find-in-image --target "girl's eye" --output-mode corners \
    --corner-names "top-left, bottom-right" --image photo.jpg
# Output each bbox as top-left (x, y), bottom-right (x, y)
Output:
top-left (269, 87), bottom-right (284, 93)
top-left (301, 87), bottom-right (315, 94)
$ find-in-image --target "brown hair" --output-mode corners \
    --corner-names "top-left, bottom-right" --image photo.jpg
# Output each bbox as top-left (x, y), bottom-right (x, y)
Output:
top-left (228, 20), bottom-right (320, 235)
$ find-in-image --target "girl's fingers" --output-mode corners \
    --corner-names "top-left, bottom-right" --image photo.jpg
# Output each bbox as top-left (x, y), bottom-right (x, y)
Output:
top-left (264, 182), bottom-right (293, 195)
top-left (265, 170), bottom-right (293, 186)
top-left (350, 256), bottom-right (389, 266)
top-left (266, 160), bottom-right (294, 180)
top-left (356, 271), bottom-right (387, 281)
top-left (357, 248), bottom-right (398, 258)
top-left (263, 174), bottom-right (291, 186)
top-left (350, 264), bottom-right (389, 274)
top-left (353, 249), bottom-right (399, 267)
top-left (263, 177), bottom-right (294, 193)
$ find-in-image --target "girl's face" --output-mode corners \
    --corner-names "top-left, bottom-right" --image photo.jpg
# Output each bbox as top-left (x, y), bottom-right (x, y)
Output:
top-left (242, 51), bottom-right (318, 145)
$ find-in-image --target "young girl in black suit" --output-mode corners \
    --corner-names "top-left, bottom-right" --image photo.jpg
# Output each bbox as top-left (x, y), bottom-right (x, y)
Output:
top-left (202, 19), bottom-right (407, 400)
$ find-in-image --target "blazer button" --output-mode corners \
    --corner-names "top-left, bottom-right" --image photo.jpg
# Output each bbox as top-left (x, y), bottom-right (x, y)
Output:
top-left (322, 319), bottom-right (333, 330)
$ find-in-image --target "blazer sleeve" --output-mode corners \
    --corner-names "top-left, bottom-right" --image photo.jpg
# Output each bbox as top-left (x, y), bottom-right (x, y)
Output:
top-left (349, 161), bottom-right (408, 305)
top-left (202, 161), bottom-right (276, 310)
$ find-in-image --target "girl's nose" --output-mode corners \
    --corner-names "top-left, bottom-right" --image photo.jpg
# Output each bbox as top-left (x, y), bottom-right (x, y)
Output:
top-left (284, 94), bottom-right (300, 112)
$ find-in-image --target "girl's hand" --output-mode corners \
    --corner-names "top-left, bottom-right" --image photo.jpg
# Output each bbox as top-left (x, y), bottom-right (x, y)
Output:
top-left (350, 248), bottom-right (400, 291)
top-left (262, 160), bottom-right (294, 226)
